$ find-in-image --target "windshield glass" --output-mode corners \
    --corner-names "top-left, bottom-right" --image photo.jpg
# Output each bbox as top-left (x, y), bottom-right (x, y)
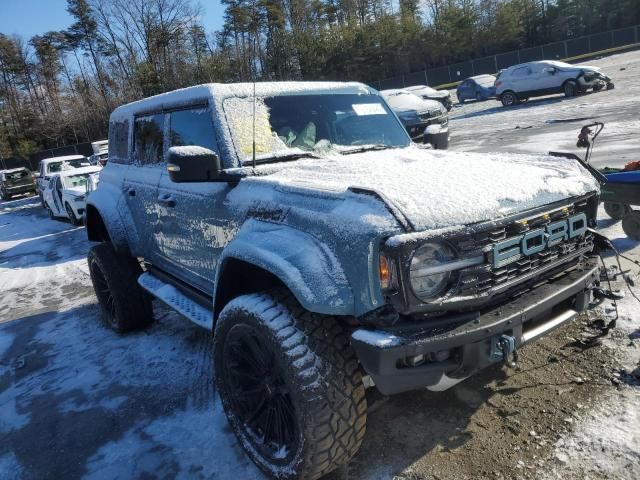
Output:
top-left (62, 173), bottom-right (92, 189)
top-left (47, 159), bottom-right (89, 173)
top-left (223, 93), bottom-right (409, 164)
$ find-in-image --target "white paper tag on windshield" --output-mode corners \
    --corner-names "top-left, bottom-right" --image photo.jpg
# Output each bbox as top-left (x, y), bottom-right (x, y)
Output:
top-left (352, 103), bottom-right (387, 116)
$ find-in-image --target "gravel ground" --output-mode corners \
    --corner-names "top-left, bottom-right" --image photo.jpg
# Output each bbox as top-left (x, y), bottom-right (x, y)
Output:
top-left (1, 52), bottom-right (639, 479)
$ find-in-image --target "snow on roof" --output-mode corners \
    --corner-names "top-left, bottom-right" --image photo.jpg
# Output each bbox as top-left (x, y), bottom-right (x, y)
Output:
top-left (247, 145), bottom-right (599, 232)
top-left (110, 81), bottom-right (374, 121)
top-left (381, 90), bottom-right (442, 111)
top-left (51, 166), bottom-right (101, 177)
top-left (41, 155), bottom-right (86, 164)
top-left (1, 167), bottom-right (29, 174)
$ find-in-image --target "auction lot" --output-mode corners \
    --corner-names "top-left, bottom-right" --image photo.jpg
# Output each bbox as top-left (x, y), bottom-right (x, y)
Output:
top-left (1, 51), bottom-right (639, 480)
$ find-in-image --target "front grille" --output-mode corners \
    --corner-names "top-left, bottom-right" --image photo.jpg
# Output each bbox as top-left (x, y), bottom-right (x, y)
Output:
top-left (452, 198), bottom-right (595, 298)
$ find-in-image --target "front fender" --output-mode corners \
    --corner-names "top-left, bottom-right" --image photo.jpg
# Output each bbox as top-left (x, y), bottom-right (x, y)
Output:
top-left (86, 183), bottom-right (134, 254)
top-left (215, 219), bottom-right (354, 316)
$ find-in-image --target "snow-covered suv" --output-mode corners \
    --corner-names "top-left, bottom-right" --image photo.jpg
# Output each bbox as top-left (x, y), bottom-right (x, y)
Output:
top-left (86, 81), bottom-right (602, 480)
top-left (496, 60), bottom-right (614, 106)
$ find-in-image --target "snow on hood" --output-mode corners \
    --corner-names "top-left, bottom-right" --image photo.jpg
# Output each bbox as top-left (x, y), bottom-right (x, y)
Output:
top-left (248, 146), bottom-right (599, 232)
top-left (64, 186), bottom-right (86, 196)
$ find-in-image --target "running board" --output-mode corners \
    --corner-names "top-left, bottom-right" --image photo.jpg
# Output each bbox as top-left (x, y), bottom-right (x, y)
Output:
top-left (138, 272), bottom-right (213, 330)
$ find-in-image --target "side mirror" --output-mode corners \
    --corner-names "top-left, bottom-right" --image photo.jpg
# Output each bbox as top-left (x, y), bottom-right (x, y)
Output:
top-left (167, 146), bottom-right (222, 182)
top-left (544, 67), bottom-right (556, 75)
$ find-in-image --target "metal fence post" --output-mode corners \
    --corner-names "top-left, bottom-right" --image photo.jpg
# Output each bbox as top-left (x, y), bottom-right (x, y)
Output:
top-left (424, 70), bottom-right (428, 85)
top-left (563, 40), bottom-right (568, 58)
top-left (494, 55), bottom-right (498, 73)
top-left (588, 33), bottom-right (592, 53)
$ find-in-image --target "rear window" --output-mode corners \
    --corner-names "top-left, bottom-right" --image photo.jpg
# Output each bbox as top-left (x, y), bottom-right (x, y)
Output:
top-left (109, 119), bottom-right (129, 164)
top-left (5, 169), bottom-right (29, 181)
top-left (134, 114), bottom-right (165, 165)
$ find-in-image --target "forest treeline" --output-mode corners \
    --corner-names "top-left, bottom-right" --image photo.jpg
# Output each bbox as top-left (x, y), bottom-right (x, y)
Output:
top-left (0, 0), bottom-right (638, 160)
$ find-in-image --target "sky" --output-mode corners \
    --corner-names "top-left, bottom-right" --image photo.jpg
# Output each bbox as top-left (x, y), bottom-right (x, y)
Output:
top-left (0, 0), bottom-right (225, 40)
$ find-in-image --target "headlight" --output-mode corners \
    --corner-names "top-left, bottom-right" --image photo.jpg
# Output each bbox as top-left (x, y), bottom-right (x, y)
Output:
top-left (409, 242), bottom-right (455, 300)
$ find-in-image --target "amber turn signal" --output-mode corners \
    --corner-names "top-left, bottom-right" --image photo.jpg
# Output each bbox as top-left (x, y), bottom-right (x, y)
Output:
top-left (379, 254), bottom-right (391, 290)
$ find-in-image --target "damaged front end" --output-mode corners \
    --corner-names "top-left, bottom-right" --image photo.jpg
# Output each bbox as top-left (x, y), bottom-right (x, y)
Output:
top-left (352, 193), bottom-right (603, 395)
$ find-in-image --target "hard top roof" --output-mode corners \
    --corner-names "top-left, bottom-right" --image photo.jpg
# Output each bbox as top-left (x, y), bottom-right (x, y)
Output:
top-left (110, 81), bottom-right (374, 121)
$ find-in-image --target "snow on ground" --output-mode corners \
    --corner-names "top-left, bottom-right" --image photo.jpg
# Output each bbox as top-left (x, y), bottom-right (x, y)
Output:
top-left (449, 49), bottom-right (640, 169)
top-left (0, 196), bottom-right (264, 479)
top-left (544, 213), bottom-right (640, 480)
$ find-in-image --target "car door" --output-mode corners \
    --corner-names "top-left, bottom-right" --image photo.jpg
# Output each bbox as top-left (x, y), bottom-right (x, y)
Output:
top-left (458, 80), bottom-right (472, 100)
top-left (155, 105), bottom-right (231, 293)
top-left (508, 65), bottom-right (534, 95)
top-left (531, 63), bottom-right (558, 92)
top-left (122, 113), bottom-right (166, 264)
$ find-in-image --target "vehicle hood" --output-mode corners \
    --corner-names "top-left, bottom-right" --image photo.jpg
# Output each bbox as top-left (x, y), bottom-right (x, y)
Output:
top-left (558, 64), bottom-right (601, 73)
top-left (64, 186), bottom-right (87, 197)
top-left (244, 146), bottom-right (600, 232)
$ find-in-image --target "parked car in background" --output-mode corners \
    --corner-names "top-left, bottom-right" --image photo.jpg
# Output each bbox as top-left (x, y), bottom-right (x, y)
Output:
top-left (381, 89), bottom-right (450, 149)
top-left (456, 74), bottom-right (497, 103)
top-left (495, 60), bottom-right (614, 107)
top-left (89, 140), bottom-right (109, 166)
top-left (42, 166), bottom-right (102, 225)
top-left (0, 167), bottom-right (37, 200)
top-left (37, 155), bottom-right (91, 207)
top-left (404, 85), bottom-right (453, 111)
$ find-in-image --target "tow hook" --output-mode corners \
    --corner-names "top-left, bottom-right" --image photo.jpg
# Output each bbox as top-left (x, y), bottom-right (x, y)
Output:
top-left (490, 334), bottom-right (518, 368)
top-left (591, 286), bottom-right (625, 301)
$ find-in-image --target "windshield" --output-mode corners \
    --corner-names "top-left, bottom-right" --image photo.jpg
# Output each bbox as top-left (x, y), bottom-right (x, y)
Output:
top-left (47, 159), bottom-right (89, 173)
top-left (223, 93), bottom-right (410, 164)
top-left (62, 173), bottom-right (92, 189)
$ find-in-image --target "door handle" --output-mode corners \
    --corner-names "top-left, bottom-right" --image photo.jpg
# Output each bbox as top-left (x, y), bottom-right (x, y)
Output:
top-left (157, 194), bottom-right (176, 208)
top-left (127, 188), bottom-right (136, 197)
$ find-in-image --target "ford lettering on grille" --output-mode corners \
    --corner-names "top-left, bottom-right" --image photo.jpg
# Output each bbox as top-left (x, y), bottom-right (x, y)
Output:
top-left (491, 213), bottom-right (588, 268)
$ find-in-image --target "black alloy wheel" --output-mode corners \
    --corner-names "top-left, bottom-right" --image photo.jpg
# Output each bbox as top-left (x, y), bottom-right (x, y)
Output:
top-left (222, 323), bottom-right (298, 462)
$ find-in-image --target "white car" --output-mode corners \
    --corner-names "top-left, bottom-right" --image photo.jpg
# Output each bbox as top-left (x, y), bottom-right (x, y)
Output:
top-left (42, 166), bottom-right (101, 225)
top-left (37, 155), bottom-right (91, 207)
top-left (495, 60), bottom-right (614, 107)
top-left (89, 140), bottom-right (109, 166)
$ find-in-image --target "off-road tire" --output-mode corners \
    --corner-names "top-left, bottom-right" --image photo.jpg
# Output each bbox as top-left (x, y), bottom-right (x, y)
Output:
top-left (46, 204), bottom-right (54, 218)
top-left (65, 202), bottom-right (81, 226)
top-left (87, 243), bottom-right (153, 333)
top-left (501, 91), bottom-right (517, 107)
top-left (1, 190), bottom-right (10, 201)
top-left (563, 80), bottom-right (578, 97)
top-left (622, 211), bottom-right (640, 241)
top-left (603, 202), bottom-right (631, 221)
top-left (39, 192), bottom-right (45, 208)
top-left (214, 290), bottom-right (367, 480)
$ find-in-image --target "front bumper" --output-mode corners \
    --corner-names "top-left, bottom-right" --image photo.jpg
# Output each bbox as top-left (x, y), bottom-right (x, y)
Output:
top-left (351, 256), bottom-right (599, 395)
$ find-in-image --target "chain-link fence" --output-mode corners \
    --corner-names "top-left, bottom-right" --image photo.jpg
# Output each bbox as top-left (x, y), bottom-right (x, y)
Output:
top-left (375, 25), bottom-right (640, 90)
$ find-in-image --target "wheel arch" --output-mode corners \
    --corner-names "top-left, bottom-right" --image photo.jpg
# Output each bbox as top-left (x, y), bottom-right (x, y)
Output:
top-left (213, 220), bottom-right (355, 321)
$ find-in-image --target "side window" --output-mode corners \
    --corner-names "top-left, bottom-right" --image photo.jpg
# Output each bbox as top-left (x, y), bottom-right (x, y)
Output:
top-left (169, 108), bottom-right (218, 154)
top-left (108, 119), bottom-right (130, 164)
top-left (134, 114), bottom-right (165, 165)
top-left (512, 66), bottom-right (531, 77)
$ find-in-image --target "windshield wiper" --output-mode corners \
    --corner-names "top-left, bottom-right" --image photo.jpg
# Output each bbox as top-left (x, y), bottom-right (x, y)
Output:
top-left (242, 151), bottom-right (322, 166)
top-left (340, 145), bottom-right (395, 155)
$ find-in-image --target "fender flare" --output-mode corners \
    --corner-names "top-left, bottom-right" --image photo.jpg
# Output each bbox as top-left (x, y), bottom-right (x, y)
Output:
top-left (85, 185), bottom-right (133, 254)
top-left (214, 220), bottom-right (354, 317)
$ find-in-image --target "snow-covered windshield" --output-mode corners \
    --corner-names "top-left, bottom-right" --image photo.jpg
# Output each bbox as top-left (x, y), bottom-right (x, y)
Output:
top-left (62, 173), bottom-right (92, 189)
top-left (474, 75), bottom-right (496, 87)
top-left (223, 93), bottom-right (410, 164)
top-left (47, 159), bottom-right (90, 173)
top-left (381, 91), bottom-right (423, 110)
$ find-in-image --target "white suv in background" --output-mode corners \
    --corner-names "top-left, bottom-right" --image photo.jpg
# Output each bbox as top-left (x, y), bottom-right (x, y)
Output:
top-left (495, 60), bottom-right (614, 107)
